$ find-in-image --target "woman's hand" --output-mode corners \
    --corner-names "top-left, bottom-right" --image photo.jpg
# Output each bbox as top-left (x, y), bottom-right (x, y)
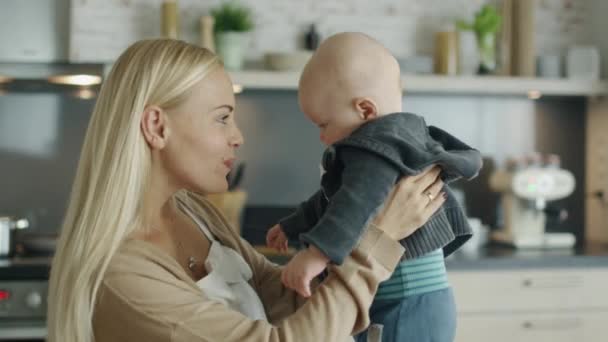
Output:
top-left (372, 166), bottom-right (446, 241)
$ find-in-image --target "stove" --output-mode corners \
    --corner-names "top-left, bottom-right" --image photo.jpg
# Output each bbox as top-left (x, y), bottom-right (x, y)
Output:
top-left (0, 257), bottom-right (50, 341)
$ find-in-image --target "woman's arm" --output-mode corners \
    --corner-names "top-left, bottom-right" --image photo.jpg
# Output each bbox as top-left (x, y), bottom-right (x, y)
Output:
top-left (240, 224), bottom-right (403, 329)
top-left (187, 192), bottom-right (400, 328)
top-left (94, 225), bottom-right (402, 342)
top-left (229, 166), bottom-right (447, 332)
top-left (179, 225), bottom-right (402, 341)
top-left (121, 168), bottom-right (444, 341)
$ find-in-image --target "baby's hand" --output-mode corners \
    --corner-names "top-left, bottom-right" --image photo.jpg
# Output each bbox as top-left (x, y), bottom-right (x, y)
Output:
top-left (281, 246), bottom-right (330, 298)
top-left (266, 224), bottom-right (288, 252)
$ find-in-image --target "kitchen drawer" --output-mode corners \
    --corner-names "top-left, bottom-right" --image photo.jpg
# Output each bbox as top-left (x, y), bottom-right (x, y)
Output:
top-left (449, 269), bottom-right (608, 312)
top-left (456, 311), bottom-right (608, 342)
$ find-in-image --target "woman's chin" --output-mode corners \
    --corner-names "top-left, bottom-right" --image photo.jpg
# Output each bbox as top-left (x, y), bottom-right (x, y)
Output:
top-left (211, 179), bottom-right (229, 193)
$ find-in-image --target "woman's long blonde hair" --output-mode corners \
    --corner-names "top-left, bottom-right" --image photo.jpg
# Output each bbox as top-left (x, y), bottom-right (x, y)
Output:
top-left (47, 39), bottom-right (220, 342)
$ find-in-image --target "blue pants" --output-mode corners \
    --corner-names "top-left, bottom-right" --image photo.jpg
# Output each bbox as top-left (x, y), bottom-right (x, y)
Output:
top-left (355, 287), bottom-right (457, 342)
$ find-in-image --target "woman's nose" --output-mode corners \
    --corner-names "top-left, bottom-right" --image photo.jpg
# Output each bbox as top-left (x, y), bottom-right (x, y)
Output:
top-left (231, 125), bottom-right (244, 147)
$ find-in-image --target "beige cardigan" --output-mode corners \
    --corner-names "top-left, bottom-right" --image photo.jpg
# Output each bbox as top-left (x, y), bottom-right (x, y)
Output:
top-left (93, 191), bottom-right (404, 341)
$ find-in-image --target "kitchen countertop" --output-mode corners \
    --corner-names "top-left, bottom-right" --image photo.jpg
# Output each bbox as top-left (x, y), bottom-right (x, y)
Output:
top-left (242, 207), bottom-right (608, 271)
top-left (258, 242), bottom-right (608, 271)
top-left (445, 242), bottom-right (608, 270)
top-left (3, 243), bottom-right (608, 281)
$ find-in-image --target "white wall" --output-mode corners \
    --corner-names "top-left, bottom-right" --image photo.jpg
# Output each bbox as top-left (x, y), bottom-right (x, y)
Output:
top-left (236, 91), bottom-right (540, 206)
top-left (67, 0), bottom-right (590, 228)
top-left (70, 0), bottom-right (593, 63)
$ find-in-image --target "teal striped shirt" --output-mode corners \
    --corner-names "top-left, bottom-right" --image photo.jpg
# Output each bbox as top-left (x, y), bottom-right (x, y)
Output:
top-left (375, 249), bottom-right (449, 300)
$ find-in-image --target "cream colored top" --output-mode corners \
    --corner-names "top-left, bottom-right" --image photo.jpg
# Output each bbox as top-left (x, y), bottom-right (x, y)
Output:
top-left (92, 191), bottom-right (404, 341)
top-left (177, 197), bottom-right (267, 321)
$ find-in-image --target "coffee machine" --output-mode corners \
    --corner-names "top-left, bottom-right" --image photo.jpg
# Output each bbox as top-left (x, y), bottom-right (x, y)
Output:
top-left (489, 154), bottom-right (576, 248)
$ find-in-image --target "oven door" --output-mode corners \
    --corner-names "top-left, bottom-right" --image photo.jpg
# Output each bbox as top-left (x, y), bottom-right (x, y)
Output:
top-left (0, 260), bottom-right (49, 341)
top-left (0, 320), bottom-right (46, 341)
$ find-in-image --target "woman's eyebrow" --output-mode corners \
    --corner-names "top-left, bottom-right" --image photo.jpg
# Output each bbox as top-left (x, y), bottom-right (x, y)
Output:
top-left (210, 104), bottom-right (234, 112)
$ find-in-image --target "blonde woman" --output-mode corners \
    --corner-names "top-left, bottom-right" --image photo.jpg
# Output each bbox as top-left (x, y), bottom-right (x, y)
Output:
top-left (47, 39), bottom-right (446, 342)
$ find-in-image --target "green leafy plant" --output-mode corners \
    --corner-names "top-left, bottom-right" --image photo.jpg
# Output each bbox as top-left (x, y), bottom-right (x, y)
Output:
top-left (456, 5), bottom-right (503, 74)
top-left (456, 5), bottom-right (502, 37)
top-left (211, 1), bottom-right (254, 33)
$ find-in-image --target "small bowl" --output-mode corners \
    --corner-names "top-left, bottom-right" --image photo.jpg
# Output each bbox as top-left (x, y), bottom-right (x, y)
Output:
top-left (264, 51), bottom-right (313, 71)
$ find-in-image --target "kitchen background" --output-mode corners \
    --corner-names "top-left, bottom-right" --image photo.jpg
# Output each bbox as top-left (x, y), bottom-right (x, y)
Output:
top-left (2, 0), bottom-right (604, 232)
top-left (1, 0), bottom-right (608, 341)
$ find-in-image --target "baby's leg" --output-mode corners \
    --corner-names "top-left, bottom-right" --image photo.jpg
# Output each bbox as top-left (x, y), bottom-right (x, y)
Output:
top-left (356, 290), bottom-right (456, 342)
top-left (399, 288), bottom-right (457, 342)
top-left (356, 249), bottom-right (456, 342)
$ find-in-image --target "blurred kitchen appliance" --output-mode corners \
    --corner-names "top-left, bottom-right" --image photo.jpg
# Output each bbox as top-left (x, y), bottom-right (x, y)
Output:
top-left (490, 154), bottom-right (576, 248)
top-left (0, 60), bottom-right (102, 340)
top-left (0, 217), bottom-right (29, 258)
top-left (0, 259), bottom-right (49, 340)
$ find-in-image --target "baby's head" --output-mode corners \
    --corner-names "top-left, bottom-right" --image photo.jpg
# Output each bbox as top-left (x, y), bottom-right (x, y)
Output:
top-left (298, 32), bottom-right (402, 145)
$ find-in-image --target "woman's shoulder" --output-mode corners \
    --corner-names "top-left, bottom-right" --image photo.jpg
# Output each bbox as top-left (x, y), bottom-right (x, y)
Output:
top-left (96, 238), bottom-right (203, 314)
top-left (94, 240), bottom-right (205, 341)
top-left (102, 239), bottom-right (195, 294)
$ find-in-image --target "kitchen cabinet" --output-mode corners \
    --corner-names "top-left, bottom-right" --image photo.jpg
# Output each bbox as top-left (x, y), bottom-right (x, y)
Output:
top-left (586, 98), bottom-right (608, 245)
top-left (457, 312), bottom-right (608, 342)
top-left (450, 268), bottom-right (608, 342)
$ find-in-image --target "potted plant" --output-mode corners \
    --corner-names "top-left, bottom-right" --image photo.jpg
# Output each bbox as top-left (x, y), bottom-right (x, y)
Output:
top-left (457, 5), bottom-right (502, 74)
top-left (211, 1), bottom-right (254, 70)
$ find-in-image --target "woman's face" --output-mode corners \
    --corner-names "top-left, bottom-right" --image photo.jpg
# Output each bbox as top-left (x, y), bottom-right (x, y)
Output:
top-left (162, 68), bottom-right (244, 194)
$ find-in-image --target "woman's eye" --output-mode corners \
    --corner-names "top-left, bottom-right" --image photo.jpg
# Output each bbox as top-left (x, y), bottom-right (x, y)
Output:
top-left (217, 114), bottom-right (230, 124)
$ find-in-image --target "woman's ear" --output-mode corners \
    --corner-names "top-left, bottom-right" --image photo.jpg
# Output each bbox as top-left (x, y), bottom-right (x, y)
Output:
top-left (353, 97), bottom-right (378, 121)
top-left (141, 106), bottom-right (170, 149)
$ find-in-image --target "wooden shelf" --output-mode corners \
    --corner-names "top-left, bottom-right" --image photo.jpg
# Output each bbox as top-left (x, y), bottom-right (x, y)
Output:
top-left (228, 70), bottom-right (608, 97)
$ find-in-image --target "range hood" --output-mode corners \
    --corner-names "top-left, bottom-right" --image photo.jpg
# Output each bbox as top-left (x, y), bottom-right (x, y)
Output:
top-left (0, 0), bottom-right (104, 94)
top-left (0, 0), bottom-right (69, 63)
top-left (0, 63), bottom-right (104, 94)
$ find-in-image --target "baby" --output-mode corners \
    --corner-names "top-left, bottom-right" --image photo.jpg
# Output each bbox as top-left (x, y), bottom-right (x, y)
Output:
top-left (266, 32), bottom-right (482, 342)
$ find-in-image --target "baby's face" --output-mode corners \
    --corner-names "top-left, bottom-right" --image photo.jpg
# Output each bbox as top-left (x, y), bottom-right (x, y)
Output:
top-left (299, 88), bottom-right (364, 146)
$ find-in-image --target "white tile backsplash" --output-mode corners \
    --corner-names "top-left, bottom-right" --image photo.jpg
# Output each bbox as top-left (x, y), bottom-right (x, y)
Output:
top-left (70, 0), bottom-right (593, 63)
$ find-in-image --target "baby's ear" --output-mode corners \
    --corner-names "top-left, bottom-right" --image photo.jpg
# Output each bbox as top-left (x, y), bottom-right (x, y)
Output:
top-left (353, 97), bottom-right (378, 121)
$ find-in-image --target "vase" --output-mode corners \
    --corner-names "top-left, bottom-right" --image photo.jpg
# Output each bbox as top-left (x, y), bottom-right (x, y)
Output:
top-left (477, 32), bottom-right (497, 74)
top-left (215, 31), bottom-right (249, 70)
top-left (458, 30), bottom-right (479, 75)
top-left (434, 31), bottom-right (459, 75)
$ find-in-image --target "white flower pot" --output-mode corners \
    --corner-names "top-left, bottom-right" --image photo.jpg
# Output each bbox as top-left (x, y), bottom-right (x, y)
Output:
top-left (215, 31), bottom-right (249, 70)
top-left (458, 30), bottom-right (479, 75)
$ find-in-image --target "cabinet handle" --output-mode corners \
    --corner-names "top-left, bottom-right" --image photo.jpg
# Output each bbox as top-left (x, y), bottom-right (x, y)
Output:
top-left (522, 318), bottom-right (582, 331)
top-left (521, 276), bottom-right (583, 289)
